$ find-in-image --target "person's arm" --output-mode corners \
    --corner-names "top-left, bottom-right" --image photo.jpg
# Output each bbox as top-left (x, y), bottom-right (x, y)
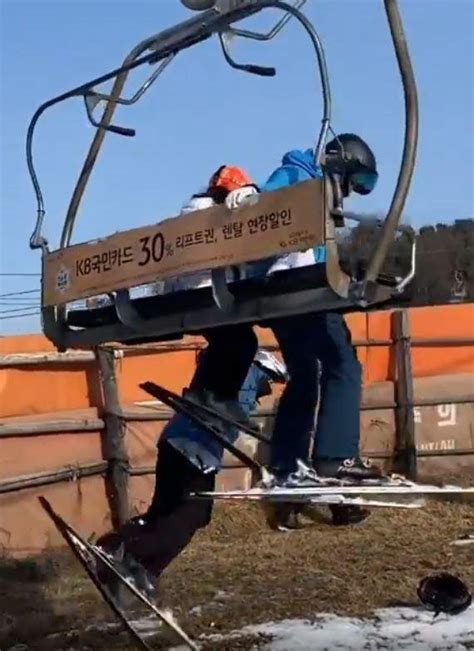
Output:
top-left (181, 195), bottom-right (215, 213)
top-left (225, 185), bottom-right (259, 209)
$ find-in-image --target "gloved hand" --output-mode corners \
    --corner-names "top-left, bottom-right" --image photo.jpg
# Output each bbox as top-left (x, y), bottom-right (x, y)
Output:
top-left (225, 185), bottom-right (259, 209)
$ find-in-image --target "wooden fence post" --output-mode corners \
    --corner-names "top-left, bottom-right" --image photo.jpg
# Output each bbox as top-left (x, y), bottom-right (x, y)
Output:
top-left (392, 309), bottom-right (417, 480)
top-left (96, 347), bottom-right (130, 528)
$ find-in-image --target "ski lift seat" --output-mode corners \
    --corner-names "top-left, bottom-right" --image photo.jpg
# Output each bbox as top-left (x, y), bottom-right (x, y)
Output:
top-left (65, 262), bottom-right (400, 334)
top-left (67, 264), bottom-right (329, 330)
top-left (40, 178), bottom-right (404, 349)
top-left (56, 256), bottom-right (399, 345)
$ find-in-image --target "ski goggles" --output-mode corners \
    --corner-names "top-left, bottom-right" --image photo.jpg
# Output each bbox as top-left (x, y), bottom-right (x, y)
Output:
top-left (349, 170), bottom-right (379, 195)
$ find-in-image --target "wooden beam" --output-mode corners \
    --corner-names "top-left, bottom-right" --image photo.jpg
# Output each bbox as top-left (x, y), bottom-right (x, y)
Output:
top-left (0, 418), bottom-right (104, 437)
top-left (97, 347), bottom-right (130, 528)
top-left (0, 351), bottom-right (96, 367)
top-left (2, 335), bottom-right (471, 368)
top-left (0, 462), bottom-right (107, 494)
top-left (392, 309), bottom-right (417, 480)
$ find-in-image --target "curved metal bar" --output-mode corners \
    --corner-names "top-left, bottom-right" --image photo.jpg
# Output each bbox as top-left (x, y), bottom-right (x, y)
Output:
top-left (209, 1), bottom-right (332, 312)
top-left (83, 95), bottom-right (136, 136)
top-left (258, 0), bottom-right (331, 164)
top-left (60, 37), bottom-right (172, 249)
top-left (26, 41), bottom-right (187, 250)
top-left (86, 54), bottom-right (175, 108)
top-left (226, 0), bottom-right (306, 41)
top-left (219, 33), bottom-right (276, 76)
top-left (361, 0), bottom-right (419, 291)
top-left (395, 232), bottom-right (416, 292)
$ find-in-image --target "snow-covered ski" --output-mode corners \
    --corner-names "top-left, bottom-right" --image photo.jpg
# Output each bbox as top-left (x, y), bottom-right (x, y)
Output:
top-left (38, 497), bottom-right (198, 651)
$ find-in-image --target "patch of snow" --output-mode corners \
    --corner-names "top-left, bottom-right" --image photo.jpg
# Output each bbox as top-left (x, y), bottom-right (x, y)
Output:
top-left (129, 613), bottom-right (162, 637)
top-left (240, 605), bottom-right (474, 650)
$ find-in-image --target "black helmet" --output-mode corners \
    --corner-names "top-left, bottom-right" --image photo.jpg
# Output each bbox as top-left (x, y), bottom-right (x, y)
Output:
top-left (324, 133), bottom-right (378, 195)
top-left (417, 572), bottom-right (472, 616)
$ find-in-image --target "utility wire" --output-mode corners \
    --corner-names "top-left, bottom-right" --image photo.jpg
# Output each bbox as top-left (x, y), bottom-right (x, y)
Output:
top-left (0, 301), bottom-right (41, 314)
top-left (0, 306), bottom-right (41, 315)
top-left (0, 289), bottom-right (40, 298)
top-left (0, 311), bottom-right (40, 320)
top-left (0, 273), bottom-right (40, 277)
top-left (0, 297), bottom-right (41, 302)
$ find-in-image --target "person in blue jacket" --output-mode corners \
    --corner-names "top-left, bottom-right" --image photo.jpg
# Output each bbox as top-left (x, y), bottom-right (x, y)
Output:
top-left (96, 348), bottom-right (287, 601)
top-left (231, 134), bottom-right (384, 527)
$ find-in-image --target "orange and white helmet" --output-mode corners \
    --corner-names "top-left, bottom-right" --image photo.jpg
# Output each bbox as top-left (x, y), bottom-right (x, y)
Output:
top-left (208, 165), bottom-right (255, 193)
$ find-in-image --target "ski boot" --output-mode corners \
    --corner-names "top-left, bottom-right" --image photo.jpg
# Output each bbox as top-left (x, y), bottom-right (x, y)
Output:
top-left (314, 457), bottom-right (385, 483)
top-left (262, 463), bottom-right (318, 531)
top-left (263, 501), bottom-right (307, 531)
top-left (315, 457), bottom-right (385, 526)
top-left (95, 532), bottom-right (156, 607)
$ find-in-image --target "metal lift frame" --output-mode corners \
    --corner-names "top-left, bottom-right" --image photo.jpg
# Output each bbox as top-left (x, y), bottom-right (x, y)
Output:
top-left (26, 0), bottom-right (419, 350)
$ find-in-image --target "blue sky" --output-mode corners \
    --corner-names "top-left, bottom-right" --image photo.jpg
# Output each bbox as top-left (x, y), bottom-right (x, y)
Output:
top-left (1, 0), bottom-right (473, 334)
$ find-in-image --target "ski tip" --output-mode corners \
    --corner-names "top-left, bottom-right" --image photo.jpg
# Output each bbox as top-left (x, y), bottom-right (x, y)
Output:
top-left (140, 381), bottom-right (157, 393)
top-left (450, 534), bottom-right (474, 547)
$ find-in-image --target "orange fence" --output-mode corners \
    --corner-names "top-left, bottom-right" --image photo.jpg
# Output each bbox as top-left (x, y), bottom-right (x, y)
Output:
top-left (0, 303), bottom-right (473, 556)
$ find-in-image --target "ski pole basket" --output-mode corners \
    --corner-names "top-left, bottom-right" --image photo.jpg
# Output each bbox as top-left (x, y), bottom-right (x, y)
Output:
top-left (26, 0), bottom-right (418, 350)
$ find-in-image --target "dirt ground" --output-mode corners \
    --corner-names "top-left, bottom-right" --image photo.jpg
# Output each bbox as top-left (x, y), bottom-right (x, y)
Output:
top-left (1, 499), bottom-right (473, 651)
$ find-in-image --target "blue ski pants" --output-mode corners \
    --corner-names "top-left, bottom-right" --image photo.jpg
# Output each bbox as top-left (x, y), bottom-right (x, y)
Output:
top-left (269, 312), bottom-right (362, 473)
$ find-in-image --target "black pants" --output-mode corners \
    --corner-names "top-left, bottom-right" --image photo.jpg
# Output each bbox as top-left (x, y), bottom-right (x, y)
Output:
top-left (102, 441), bottom-right (216, 578)
top-left (190, 325), bottom-right (258, 400)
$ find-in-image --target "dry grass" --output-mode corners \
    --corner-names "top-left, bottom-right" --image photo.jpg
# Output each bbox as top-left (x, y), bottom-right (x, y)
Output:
top-left (1, 499), bottom-right (473, 650)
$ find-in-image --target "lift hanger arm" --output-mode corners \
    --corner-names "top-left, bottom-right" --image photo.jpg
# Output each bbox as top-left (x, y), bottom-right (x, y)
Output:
top-left (361, 0), bottom-right (419, 297)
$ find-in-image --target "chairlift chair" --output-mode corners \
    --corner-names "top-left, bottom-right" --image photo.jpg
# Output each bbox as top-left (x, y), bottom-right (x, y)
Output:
top-left (26, 0), bottom-right (419, 350)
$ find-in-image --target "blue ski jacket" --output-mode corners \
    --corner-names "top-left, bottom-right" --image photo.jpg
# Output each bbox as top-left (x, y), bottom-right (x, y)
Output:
top-left (249, 149), bottom-right (326, 278)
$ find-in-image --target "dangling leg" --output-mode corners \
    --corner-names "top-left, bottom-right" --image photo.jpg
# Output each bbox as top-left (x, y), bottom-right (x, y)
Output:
top-left (96, 440), bottom-right (215, 594)
top-left (186, 325), bottom-right (259, 428)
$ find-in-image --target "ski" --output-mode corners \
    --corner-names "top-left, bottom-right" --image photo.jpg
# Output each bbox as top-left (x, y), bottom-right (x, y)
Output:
top-left (140, 381), bottom-right (266, 472)
top-left (451, 534), bottom-right (474, 547)
top-left (192, 483), bottom-right (474, 501)
top-left (293, 495), bottom-right (424, 509)
top-left (140, 381), bottom-right (269, 444)
top-left (38, 497), bottom-right (199, 651)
